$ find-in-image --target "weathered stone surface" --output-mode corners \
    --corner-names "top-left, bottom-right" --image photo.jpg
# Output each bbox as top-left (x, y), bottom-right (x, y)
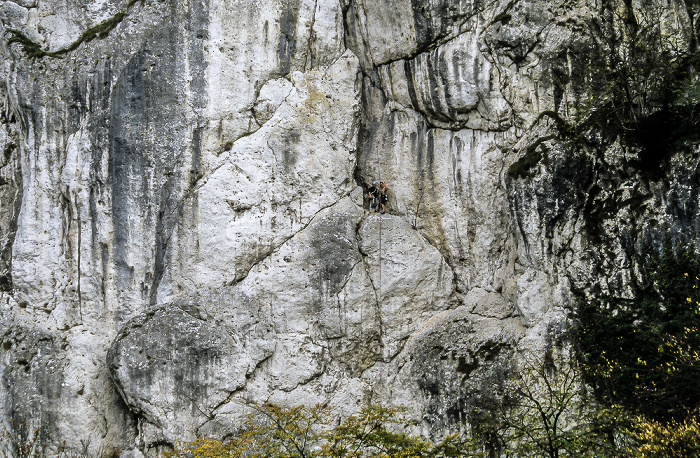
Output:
top-left (0, 0), bottom-right (698, 454)
top-left (344, 0), bottom-right (481, 67)
top-left (107, 303), bottom-right (274, 440)
top-left (377, 31), bottom-right (512, 130)
top-left (0, 2), bottom-right (30, 25)
top-left (363, 304), bottom-right (526, 439)
top-left (358, 213), bottom-right (454, 358)
top-left (0, 86), bottom-right (21, 292)
top-left (173, 50), bottom-right (361, 293)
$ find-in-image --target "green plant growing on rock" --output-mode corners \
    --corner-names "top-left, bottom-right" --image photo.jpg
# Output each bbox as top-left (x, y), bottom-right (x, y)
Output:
top-left (5, 0), bottom-right (145, 59)
top-left (569, 0), bottom-right (700, 147)
top-left (508, 0), bottom-right (700, 182)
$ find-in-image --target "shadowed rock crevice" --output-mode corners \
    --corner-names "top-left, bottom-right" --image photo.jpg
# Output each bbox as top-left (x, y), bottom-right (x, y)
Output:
top-left (0, 83), bottom-right (22, 292)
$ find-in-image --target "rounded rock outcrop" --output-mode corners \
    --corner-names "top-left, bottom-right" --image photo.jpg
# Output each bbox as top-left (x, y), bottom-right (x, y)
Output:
top-left (107, 303), bottom-right (273, 441)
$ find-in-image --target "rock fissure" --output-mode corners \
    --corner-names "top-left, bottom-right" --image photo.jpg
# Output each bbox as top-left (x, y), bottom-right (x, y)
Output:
top-left (226, 189), bottom-right (356, 287)
top-left (183, 392), bottom-right (215, 421)
top-left (305, 0), bottom-right (320, 72)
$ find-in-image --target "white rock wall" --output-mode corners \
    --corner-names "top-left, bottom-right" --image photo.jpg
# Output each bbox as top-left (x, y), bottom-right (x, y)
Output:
top-left (0, 0), bottom-right (698, 455)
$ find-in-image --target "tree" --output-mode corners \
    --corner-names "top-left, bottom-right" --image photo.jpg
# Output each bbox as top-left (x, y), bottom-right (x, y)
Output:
top-left (576, 1), bottom-right (698, 127)
top-left (561, 0), bottom-right (700, 166)
top-left (469, 350), bottom-right (604, 458)
top-left (167, 403), bottom-right (477, 458)
top-left (576, 240), bottom-right (700, 422)
top-left (620, 327), bottom-right (700, 457)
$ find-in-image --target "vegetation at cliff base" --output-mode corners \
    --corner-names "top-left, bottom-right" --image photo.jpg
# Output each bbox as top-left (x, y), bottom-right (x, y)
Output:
top-left (573, 239), bottom-right (700, 455)
top-left (166, 403), bottom-right (477, 458)
top-left (164, 353), bottom-right (604, 458)
top-left (575, 240), bottom-right (700, 422)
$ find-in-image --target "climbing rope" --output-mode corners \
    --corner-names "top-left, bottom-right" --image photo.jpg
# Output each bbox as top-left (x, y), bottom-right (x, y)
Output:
top-left (378, 199), bottom-right (382, 304)
top-left (374, 147), bottom-right (383, 305)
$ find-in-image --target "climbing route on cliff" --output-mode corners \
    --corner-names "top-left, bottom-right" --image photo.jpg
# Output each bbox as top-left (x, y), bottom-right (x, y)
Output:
top-left (375, 146), bottom-right (384, 305)
top-left (9, 0), bottom-right (696, 452)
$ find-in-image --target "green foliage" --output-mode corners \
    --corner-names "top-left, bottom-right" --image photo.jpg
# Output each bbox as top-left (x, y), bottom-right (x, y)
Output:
top-left (157, 346), bottom-right (700, 458)
top-left (4, 0), bottom-right (144, 59)
top-left (238, 403), bottom-right (327, 458)
top-left (587, 372), bottom-right (700, 457)
top-left (506, 1), bottom-right (700, 181)
top-left (167, 403), bottom-right (478, 458)
top-left (569, 237), bottom-right (700, 456)
top-left (569, 1), bottom-right (700, 147)
top-left (575, 239), bottom-right (700, 422)
top-left (510, 3), bottom-right (700, 181)
top-left (625, 411), bottom-right (700, 457)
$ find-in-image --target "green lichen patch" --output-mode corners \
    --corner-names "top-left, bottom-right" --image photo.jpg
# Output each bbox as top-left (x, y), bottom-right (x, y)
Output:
top-left (5, 0), bottom-right (145, 59)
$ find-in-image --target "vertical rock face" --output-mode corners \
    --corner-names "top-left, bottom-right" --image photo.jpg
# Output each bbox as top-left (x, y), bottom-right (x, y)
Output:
top-left (0, 0), bottom-right (698, 454)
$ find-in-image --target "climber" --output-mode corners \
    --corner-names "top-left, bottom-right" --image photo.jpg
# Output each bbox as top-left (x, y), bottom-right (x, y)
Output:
top-left (379, 181), bottom-right (388, 214)
top-left (368, 181), bottom-right (380, 212)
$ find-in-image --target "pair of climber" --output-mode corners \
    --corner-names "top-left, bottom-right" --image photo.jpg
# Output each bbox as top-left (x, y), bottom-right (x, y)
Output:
top-left (368, 181), bottom-right (388, 214)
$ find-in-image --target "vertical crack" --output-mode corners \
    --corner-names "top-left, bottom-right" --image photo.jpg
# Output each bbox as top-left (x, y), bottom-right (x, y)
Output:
top-left (305, 0), bottom-right (319, 72)
top-left (76, 198), bottom-right (83, 321)
top-left (355, 215), bottom-right (385, 345)
top-left (148, 177), bottom-right (180, 306)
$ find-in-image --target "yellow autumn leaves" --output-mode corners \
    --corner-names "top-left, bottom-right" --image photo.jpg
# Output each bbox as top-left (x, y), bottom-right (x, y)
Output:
top-left (167, 404), bottom-right (476, 458)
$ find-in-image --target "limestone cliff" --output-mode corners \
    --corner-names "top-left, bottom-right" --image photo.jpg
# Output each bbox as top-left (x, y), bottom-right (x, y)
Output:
top-left (0, 0), bottom-right (698, 455)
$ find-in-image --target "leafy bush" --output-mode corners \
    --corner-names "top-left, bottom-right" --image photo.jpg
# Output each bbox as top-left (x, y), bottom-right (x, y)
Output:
top-left (626, 411), bottom-right (700, 458)
top-left (167, 403), bottom-right (477, 458)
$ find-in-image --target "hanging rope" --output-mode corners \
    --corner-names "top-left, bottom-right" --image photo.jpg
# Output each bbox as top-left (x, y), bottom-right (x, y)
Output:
top-left (374, 147), bottom-right (383, 305)
top-left (378, 199), bottom-right (382, 304)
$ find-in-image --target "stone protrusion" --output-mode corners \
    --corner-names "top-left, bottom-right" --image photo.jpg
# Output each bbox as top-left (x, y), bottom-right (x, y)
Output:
top-left (107, 303), bottom-right (274, 441)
